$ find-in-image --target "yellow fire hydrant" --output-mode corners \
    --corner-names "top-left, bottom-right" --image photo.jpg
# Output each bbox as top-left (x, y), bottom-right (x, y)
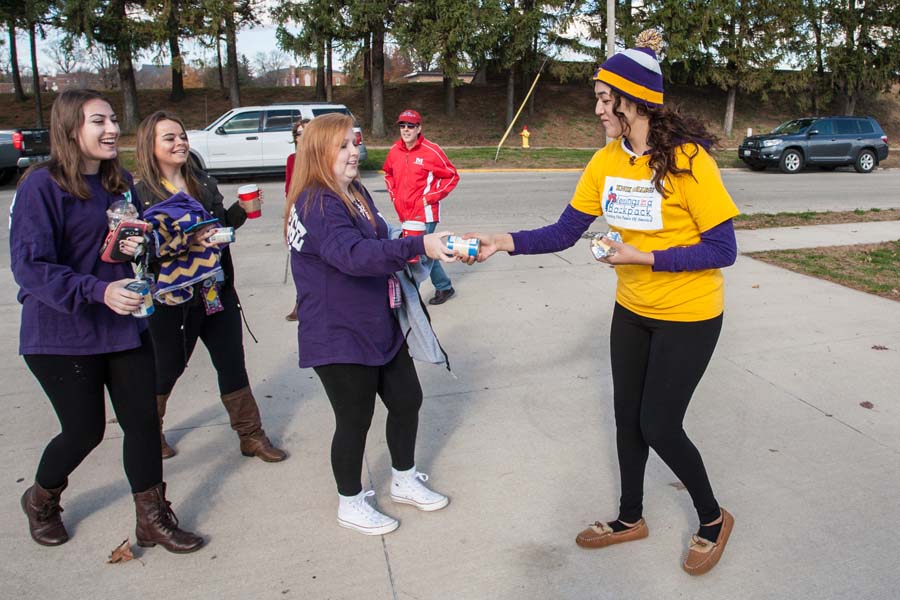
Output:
top-left (520, 125), bottom-right (531, 148)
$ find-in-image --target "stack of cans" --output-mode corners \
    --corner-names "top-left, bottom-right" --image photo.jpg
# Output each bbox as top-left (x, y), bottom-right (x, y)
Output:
top-left (590, 231), bottom-right (622, 260)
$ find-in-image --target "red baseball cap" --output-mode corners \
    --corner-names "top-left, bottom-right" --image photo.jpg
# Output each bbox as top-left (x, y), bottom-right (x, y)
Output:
top-left (396, 109), bottom-right (421, 125)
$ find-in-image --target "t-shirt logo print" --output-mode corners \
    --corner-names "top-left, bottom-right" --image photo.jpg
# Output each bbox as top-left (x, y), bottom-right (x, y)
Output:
top-left (287, 206), bottom-right (307, 251)
top-left (415, 157), bottom-right (424, 166)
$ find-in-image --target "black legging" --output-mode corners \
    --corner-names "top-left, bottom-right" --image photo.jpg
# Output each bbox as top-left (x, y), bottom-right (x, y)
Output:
top-left (149, 286), bottom-right (249, 396)
top-left (314, 344), bottom-right (423, 496)
top-left (610, 303), bottom-right (722, 525)
top-left (24, 331), bottom-right (162, 494)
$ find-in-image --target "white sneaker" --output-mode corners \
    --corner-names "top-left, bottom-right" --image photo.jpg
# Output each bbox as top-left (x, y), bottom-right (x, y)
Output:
top-left (337, 490), bottom-right (399, 536)
top-left (390, 469), bottom-right (449, 511)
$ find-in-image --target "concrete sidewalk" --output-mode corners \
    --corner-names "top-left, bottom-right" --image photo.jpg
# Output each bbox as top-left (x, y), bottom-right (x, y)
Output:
top-left (1, 182), bottom-right (898, 599)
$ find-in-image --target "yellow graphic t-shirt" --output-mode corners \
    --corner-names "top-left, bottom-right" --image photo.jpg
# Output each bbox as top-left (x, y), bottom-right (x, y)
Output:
top-left (571, 140), bottom-right (740, 322)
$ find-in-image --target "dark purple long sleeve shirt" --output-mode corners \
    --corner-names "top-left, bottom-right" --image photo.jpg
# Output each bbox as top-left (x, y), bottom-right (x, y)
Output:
top-left (10, 168), bottom-right (145, 355)
top-left (510, 204), bottom-right (737, 271)
top-left (289, 184), bottom-right (426, 368)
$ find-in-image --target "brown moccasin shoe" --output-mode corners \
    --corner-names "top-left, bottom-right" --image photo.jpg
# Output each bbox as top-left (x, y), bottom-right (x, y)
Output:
top-left (575, 518), bottom-right (648, 549)
top-left (683, 508), bottom-right (734, 576)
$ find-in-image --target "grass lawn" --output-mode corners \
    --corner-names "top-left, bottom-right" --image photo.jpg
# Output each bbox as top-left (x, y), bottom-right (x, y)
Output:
top-left (360, 146), bottom-right (595, 170)
top-left (748, 241), bottom-right (900, 302)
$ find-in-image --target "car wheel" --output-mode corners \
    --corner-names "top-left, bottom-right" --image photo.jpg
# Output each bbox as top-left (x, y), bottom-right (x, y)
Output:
top-left (854, 149), bottom-right (876, 173)
top-left (779, 149), bottom-right (804, 174)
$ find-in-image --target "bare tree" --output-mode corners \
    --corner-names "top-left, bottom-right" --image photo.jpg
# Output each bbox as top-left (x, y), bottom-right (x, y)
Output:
top-left (48, 35), bottom-right (85, 74)
top-left (252, 49), bottom-right (287, 86)
top-left (85, 44), bottom-right (119, 89)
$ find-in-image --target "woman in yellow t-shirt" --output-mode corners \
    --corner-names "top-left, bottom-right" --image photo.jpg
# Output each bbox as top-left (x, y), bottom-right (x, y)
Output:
top-left (466, 31), bottom-right (738, 576)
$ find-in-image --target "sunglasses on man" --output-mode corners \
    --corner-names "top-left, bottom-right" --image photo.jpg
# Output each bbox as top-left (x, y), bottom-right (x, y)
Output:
top-left (398, 123), bottom-right (419, 130)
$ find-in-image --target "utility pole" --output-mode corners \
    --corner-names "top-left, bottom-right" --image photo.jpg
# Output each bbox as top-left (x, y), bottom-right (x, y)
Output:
top-left (605, 0), bottom-right (615, 145)
top-left (606, 0), bottom-right (615, 58)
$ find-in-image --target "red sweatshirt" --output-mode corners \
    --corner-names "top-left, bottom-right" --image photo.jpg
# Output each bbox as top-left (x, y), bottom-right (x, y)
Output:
top-left (382, 135), bottom-right (459, 223)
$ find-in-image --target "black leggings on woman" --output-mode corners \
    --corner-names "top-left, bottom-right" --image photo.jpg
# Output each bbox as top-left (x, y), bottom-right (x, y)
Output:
top-left (24, 332), bottom-right (162, 494)
top-left (610, 303), bottom-right (723, 525)
top-left (314, 344), bottom-right (423, 497)
top-left (149, 286), bottom-right (249, 396)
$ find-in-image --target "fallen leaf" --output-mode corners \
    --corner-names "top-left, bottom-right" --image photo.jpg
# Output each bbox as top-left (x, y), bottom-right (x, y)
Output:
top-left (871, 345), bottom-right (889, 351)
top-left (751, 284), bottom-right (760, 289)
top-left (668, 481), bottom-right (687, 491)
top-left (106, 418), bottom-right (118, 424)
top-left (107, 539), bottom-right (134, 564)
top-left (768, 449), bottom-right (779, 453)
top-left (860, 401), bottom-right (875, 409)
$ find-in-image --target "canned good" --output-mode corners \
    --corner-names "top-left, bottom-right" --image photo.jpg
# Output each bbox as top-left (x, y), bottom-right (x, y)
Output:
top-left (590, 231), bottom-right (622, 260)
top-left (446, 235), bottom-right (480, 257)
top-left (125, 280), bottom-right (155, 318)
top-left (208, 227), bottom-right (235, 244)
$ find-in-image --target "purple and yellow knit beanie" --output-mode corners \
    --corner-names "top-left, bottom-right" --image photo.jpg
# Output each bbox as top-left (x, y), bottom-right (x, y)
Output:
top-left (593, 30), bottom-right (664, 107)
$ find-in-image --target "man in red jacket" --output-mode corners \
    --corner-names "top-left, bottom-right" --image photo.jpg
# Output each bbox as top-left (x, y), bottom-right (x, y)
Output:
top-left (383, 109), bottom-right (460, 305)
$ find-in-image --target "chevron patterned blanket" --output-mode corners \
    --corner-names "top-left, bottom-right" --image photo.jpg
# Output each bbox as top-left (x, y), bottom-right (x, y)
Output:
top-left (144, 191), bottom-right (223, 306)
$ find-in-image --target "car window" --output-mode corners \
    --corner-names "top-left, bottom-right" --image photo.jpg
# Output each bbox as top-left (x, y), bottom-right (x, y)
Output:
top-left (772, 119), bottom-right (816, 134)
top-left (834, 119), bottom-right (859, 135)
top-left (311, 107), bottom-right (350, 118)
top-left (264, 110), bottom-right (301, 132)
top-left (856, 119), bottom-right (874, 134)
top-left (222, 111), bottom-right (261, 134)
top-left (811, 120), bottom-right (833, 135)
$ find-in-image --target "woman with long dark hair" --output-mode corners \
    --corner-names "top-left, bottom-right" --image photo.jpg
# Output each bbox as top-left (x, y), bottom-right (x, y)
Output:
top-left (465, 31), bottom-right (738, 575)
top-left (287, 113), bottom-right (454, 535)
top-left (134, 110), bottom-right (286, 463)
top-left (10, 90), bottom-right (203, 553)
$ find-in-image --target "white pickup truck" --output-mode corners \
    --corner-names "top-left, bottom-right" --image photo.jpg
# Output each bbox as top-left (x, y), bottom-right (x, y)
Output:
top-left (187, 102), bottom-right (368, 176)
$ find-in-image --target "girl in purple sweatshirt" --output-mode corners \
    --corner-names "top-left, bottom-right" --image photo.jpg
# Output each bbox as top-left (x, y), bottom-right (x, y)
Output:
top-left (10, 89), bottom-right (203, 554)
top-left (287, 113), bottom-right (454, 535)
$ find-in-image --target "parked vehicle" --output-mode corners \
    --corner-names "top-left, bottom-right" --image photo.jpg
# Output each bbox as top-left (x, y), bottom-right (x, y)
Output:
top-left (738, 116), bottom-right (889, 174)
top-left (0, 128), bottom-right (51, 184)
top-left (187, 103), bottom-right (368, 176)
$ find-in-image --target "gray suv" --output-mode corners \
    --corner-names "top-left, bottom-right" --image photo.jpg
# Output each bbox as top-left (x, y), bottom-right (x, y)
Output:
top-left (738, 116), bottom-right (889, 174)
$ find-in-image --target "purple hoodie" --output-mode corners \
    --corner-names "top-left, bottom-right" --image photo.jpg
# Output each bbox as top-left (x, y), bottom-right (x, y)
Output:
top-left (10, 167), bottom-right (145, 355)
top-left (289, 183), bottom-right (426, 368)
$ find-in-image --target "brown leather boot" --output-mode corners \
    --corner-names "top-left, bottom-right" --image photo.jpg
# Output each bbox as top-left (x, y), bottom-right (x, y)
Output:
top-left (134, 482), bottom-right (204, 554)
top-left (21, 480), bottom-right (69, 546)
top-left (156, 393), bottom-right (176, 459)
top-left (221, 386), bottom-right (287, 462)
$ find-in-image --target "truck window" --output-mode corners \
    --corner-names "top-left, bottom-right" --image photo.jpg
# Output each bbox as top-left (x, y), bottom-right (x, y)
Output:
top-left (222, 111), bottom-right (261, 134)
top-left (265, 110), bottom-right (301, 132)
top-left (311, 108), bottom-right (350, 118)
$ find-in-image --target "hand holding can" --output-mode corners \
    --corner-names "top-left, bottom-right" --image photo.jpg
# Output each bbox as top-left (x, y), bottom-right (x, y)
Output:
top-left (590, 231), bottom-right (622, 260)
top-left (446, 235), bottom-right (480, 258)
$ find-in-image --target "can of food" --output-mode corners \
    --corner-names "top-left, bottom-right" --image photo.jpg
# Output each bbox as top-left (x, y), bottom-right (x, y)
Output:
top-left (446, 235), bottom-right (480, 257)
top-left (590, 231), bottom-right (622, 260)
top-left (207, 227), bottom-right (235, 244)
top-left (125, 280), bottom-right (155, 318)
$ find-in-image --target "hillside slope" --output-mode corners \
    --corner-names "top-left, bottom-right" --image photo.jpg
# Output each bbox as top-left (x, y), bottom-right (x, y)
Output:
top-left (2, 81), bottom-right (898, 148)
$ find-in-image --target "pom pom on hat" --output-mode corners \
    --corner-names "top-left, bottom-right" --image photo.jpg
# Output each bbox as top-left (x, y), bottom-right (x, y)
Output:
top-left (593, 29), bottom-right (664, 107)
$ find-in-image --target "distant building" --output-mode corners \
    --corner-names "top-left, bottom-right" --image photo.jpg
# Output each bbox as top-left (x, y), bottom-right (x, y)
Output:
top-left (402, 70), bottom-right (475, 84)
top-left (0, 71), bottom-right (105, 94)
top-left (273, 66), bottom-right (348, 87)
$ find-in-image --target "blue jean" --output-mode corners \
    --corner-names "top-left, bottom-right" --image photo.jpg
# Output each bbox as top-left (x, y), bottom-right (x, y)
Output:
top-left (425, 221), bottom-right (452, 291)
